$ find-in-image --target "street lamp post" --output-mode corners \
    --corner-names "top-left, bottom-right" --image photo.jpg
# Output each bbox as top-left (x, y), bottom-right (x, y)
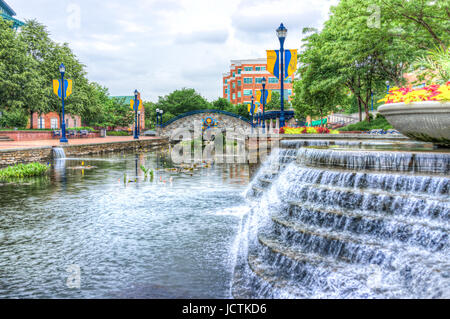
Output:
top-left (134, 89), bottom-right (139, 140)
top-left (59, 63), bottom-right (68, 143)
top-left (138, 111), bottom-right (141, 137)
top-left (250, 95), bottom-right (255, 133)
top-left (262, 77), bottom-right (267, 134)
top-left (159, 110), bottom-right (164, 127)
top-left (276, 23), bottom-right (287, 128)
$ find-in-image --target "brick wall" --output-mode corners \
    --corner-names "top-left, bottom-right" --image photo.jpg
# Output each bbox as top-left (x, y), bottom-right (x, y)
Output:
top-left (29, 112), bottom-right (82, 129)
top-left (0, 138), bottom-right (169, 167)
top-left (0, 131), bottom-right (101, 141)
top-left (0, 147), bottom-right (53, 166)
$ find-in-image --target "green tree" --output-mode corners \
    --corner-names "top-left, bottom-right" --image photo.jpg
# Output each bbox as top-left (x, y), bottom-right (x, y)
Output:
top-left (153, 88), bottom-right (210, 122)
top-left (0, 19), bottom-right (44, 128)
top-left (265, 91), bottom-right (291, 111)
top-left (212, 98), bottom-right (233, 111)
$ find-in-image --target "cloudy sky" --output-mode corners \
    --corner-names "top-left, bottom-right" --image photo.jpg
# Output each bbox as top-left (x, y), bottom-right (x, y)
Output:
top-left (8, 0), bottom-right (338, 102)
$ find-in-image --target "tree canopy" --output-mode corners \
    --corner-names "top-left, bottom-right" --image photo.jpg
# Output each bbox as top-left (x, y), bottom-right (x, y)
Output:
top-left (292, 0), bottom-right (449, 123)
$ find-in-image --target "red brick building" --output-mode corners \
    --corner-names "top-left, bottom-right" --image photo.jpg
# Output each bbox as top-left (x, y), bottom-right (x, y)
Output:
top-left (222, 58), bottom-right (295, 107)
top-left (28, 112), bottom-right (81, 130)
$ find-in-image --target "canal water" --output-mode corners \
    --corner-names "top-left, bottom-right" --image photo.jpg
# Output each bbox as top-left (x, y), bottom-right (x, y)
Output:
top-left (0, 148), bottom-right (255, 298)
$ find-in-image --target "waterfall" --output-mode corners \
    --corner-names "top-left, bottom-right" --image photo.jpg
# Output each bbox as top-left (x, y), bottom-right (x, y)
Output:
top-left (233, 140), bottom-right (450, 299)
top-left (53, 147), bottom-right (66, 159)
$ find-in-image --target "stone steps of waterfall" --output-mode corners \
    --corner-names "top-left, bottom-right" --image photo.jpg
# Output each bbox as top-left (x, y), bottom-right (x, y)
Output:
top-left (287, 202), bottom-right (449, 252)
top-left (246, 253), bottom-right (313, 299)
top-left (232, 257), bottom-right (301, 299)
top-left (270, 214), bottom-right (395, 266)
top-left (251, 236), bottom-right (382, 298)
top-left (246, 251), bottom-right (382, 299)
top-left (285, 183), bottom-right (449, 222)
top-left (0, 135), bottom-right (13, 141)
top-left (286, 179), bottom-right (450, 204)
top-left (296, 148), bottom-right (450, 174)
top-left (254, 234), bottom-right (450, 298)
top-left (283, 166), bottom-right (449, 199)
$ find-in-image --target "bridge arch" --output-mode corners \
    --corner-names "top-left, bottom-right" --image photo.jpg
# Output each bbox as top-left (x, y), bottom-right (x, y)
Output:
top-left (160, 110), bottom-right (251, 137)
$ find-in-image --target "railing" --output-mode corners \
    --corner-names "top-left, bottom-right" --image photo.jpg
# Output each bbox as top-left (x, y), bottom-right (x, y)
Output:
top-left (328, 114), bottom-right (359, 126)
top-left (161, 110), bottom-right (251, 128)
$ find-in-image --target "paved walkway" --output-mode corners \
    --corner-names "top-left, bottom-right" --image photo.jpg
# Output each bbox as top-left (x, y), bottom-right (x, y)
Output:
top-left (0, 136), bottom-right (163, 151)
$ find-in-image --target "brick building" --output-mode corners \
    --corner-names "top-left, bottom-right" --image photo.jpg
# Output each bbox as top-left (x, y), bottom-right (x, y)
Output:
top-left (28, 112), bottom-right (81, 130)
top-left (222, 58), bottom-right (295, 107)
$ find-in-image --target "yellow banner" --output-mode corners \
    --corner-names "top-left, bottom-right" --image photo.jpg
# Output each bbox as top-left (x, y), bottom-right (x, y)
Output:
top-left (286, 49), bottom-right (298, 79)
top-left (256, 90), bottom-right (272, 106)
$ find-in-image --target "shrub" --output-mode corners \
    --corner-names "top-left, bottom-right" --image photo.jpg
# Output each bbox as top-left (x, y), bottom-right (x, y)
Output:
top-left (0, 163), bottom-right (50, 180)
top-left (339, 114), bottom-right (393, 132)
top-left (107, 131), bottom-right (130, 136)
top-left (67, 127), bottom-right (95, 132)
top-left (0, 109), bottom-right (28, 128)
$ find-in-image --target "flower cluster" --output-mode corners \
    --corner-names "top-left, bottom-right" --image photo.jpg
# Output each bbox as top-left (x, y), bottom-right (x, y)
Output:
top-left (379, 82), bottom-right (450, 104)
top-left (280, 127), bottom-right (339, 135)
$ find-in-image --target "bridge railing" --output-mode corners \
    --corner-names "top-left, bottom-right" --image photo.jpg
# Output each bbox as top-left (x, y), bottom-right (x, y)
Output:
top-left (161, 109), bottom-right (251, 128)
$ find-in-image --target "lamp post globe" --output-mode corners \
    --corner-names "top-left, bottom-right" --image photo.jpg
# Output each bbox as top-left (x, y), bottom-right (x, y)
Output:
top-left (59, 63), bottom-right (66, 74)
top-left (386, 81), bottom-right (390, 94)
top-left (276, 23), bottom-right (287, 129)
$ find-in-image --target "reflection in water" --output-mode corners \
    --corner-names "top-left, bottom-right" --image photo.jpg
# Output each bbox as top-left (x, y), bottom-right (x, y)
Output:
top-left (0, 148), bottom-right (257, 299)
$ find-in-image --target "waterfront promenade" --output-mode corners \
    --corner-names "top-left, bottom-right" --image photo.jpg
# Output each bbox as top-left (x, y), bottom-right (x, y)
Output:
top-left (0, 136), bottom-right (163, 151)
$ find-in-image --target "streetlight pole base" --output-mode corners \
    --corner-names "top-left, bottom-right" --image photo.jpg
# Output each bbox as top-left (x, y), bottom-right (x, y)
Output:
top-left (59, 139), bottom-right (69, 145)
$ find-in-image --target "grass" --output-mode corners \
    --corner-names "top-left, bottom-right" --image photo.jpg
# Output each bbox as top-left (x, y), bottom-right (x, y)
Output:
top-left (0, 163), bottom-right (50, 180)
top-left (339, 115), bottom-right (393, 132)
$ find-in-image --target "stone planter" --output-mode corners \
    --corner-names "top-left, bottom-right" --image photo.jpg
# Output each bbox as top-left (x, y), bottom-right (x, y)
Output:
top-left (378, 101), bottom-right (450, 146)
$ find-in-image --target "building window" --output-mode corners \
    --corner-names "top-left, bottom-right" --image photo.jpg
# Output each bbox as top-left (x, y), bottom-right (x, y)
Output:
top-left (237, 69), bottom-right (241, 74)
top-left (38, 117), bottom-right (45, 129)
top-left (269, 77), bottom-right (279, 84)
top-left (255, 66), bottom-right (266, 71)
top-left (237, 80), bottom-right (241, 86)
top-left (255, 77), bottom-right (265, 84)
top-left (232, 72), bottom-right (235, 77)
top-left (225, 88), bottom-right (228, 94)
top-left (285, 78), bottom-right (292, 83)
top-left (244, 89), bottom-right (253, 96)
top-left (232, 93), bottom-right (236, 100)
top-left (232, 82), bottom-right (236, 89)
top-left (51, 118), bottom-right (58, 129)
top-left (224, 79), bottom-right (228, 84)
top-left (73, 119), bottom-right (77, 127)
top-left (244, 78), bottom-right (253, 84)
top-left (244, 67), bottom-right (253, 72)
top-left (238, 92), bottom-right (242, 98)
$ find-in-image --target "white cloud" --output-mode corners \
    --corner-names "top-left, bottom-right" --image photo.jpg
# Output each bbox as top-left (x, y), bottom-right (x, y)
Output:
top-left (8, 0), bottom-right (338, 101)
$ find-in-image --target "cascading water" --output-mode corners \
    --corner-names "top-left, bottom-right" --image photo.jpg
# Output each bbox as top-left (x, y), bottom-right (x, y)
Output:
top-left (232, 140), bottom-right (450, 299)
top-left (52, 147), bottom-right (66, 159)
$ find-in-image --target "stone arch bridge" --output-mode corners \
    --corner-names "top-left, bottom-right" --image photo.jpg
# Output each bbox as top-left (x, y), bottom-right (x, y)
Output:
top-left (160, 110), bottom-right (251, 139)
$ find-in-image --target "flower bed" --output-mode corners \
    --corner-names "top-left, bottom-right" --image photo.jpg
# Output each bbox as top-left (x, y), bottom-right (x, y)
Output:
top-left (378, 82), bottom-right (450, 146)
top-left (379, 82), bottom-right (450, 104)
top-left (280, 127), bottom-right (339, 135)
